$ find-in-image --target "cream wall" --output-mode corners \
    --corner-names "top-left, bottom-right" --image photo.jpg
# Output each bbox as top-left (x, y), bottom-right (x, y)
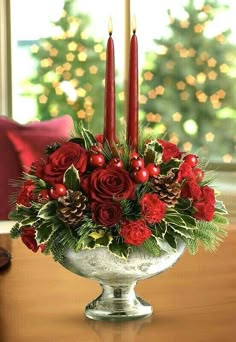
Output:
top-left (0, 0), bottom-right (11, 116)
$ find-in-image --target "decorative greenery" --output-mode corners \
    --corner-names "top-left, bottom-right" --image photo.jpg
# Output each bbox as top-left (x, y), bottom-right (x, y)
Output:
top-left (9, 125), bottom-right (228, 261)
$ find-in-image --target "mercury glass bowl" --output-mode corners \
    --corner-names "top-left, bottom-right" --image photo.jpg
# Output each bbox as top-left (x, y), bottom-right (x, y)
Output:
top-left (59, 240), bottom-right (186, 321)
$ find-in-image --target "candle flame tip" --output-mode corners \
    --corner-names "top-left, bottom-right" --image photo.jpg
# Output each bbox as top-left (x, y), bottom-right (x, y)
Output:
top-left (108, 17), bottom-right (113, 35)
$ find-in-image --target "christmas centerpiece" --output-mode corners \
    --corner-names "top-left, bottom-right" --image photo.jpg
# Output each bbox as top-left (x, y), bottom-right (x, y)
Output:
top-left (9, 25), bottom-right (228, 321)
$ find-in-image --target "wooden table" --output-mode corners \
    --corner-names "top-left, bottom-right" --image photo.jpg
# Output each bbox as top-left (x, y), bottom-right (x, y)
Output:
top-left (0, 227), bottom-right (236, 342)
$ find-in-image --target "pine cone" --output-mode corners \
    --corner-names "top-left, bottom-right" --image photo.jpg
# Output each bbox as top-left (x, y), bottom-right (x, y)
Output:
top-left (151, 171), bottom-right (181, 207)
top-left (57, 190), bottom-right (88, 226)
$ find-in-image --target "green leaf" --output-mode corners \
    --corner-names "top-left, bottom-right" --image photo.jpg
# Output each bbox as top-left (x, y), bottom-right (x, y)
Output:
top-left (38, 201), bottom-right (58, 220)
top-left (213, 214), bottom-right (229, 225)
top-left (19, 217), bottom-right (39, 227)
top-left (108, 241), bottom-right (130, 259)
top-left (165, 233), bottom-right (177, 249)
top-left (63, 165), bottom-right (80, 190)
top-left (169, 224), bottom-right (194, 239)
top-left (142, 235), bottom-right (161, 256)
top-left (96, 233), bottom-right (113, 247)
top-left (156, 237), bottom-right (176, 253)
top-left (10, 222), bottom-right (21, 238)
top-left (36, 223), bottom-right (53, 243)
top-left (81, 127), bottom-right (97, 150)
top-left (165, 212), bottom-right (196, 229)
top-left (215, 200), bottom-right (228, 215)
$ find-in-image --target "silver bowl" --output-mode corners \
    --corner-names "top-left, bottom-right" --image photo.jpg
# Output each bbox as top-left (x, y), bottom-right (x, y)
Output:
top-left (59, 240), bottom-right (186, 321)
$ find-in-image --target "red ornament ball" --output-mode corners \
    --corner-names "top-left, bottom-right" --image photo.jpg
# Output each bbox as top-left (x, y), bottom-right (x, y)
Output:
top-left (108, 158), bottom-right (124, 168)
top-left (132, 168), bottom-right (149, 183)
top-left (193, 168), bottom-right (204, 182)
top-left (130, 156), bottom-right (145, 169)
top-left (89, 153), bottom-right (105, 168)
top-left (183, 154), bottom-right (198, 168)
top-left (37, 189), bottom-right (50, 203)
top-left (145, 163), bottom-right (160, 177)
top-left (50, 184), bottom-right (67, 199)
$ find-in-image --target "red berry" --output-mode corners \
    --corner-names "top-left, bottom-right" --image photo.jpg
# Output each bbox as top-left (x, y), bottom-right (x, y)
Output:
top-left (50, 184), bottom-right (67, 199)
top-left (108, 158), bottom-right (124, 168)
top-left (193, 168), bottom-right (204, 182)
top-left (37, 189), bottom-right (50, 203)
top-left (183, 154), bottom-right (198, 168)
top-left (129, 151), bottom-right (139, 160)
top-left (90, 144), bottom-right (102, 154)
top-left (132, 168), bottom-right (149, 183)
top-left (89, 153), bottom-right (105, 168)
top-left (145, 163), bottom-right (160, 177)
top-left (130, 156), bottom-right (145, 169)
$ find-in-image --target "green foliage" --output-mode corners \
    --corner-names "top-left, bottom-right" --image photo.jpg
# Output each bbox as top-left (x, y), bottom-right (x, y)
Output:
top-left (10, 222), bottom-right (21, 239)
top-left (38, 201), bottom-right (58, 220)
top-left (142, 235), bottom-right (161, 256)
top-left (185, 219), bottom-right (228, 254)
top-left (108, 240), bottom-right (130, 259)
top-left (63, 165), bottom-right (80, 191)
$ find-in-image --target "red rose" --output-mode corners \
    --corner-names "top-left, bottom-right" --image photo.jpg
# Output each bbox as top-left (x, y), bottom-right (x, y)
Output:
top-left (41, 142), bottom-right (88, 184)
top-left (91, 201), bottom-right (122, 227)
top-left (90, 167), bottom-right (135, 202)
top-left (181, 180), bottom-right (202, 201)
top-left (16, 180), bottom-right (35, 207)
top-left (80, 174), bottom-right (91, 194)
top-left (21, 227), bottom-right (39, 252)
top-left (193, 202), bottom-right (215, 221)
top-left (140, 193), bottom-right (166, 224)
top-left (177, 161), bottom-right (194, 182)
top-left (119, 219), bottom-right (152, 246)
top-left (200, 185), bottom-right (215, 204)
top-left (157, 139), bottom-right (182, 162)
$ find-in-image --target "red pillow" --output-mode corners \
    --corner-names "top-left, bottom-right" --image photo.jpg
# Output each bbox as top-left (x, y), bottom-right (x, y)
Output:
top-left (0, 115), bottom-right (73, 219)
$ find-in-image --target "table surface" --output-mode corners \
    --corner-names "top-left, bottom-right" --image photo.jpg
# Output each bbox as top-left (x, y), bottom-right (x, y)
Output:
top-left (0, 226), bottom-right (236, 342)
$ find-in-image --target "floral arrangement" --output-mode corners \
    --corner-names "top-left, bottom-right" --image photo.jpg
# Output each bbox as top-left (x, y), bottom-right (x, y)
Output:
top-left (9, 126), bottom-right (228, 260)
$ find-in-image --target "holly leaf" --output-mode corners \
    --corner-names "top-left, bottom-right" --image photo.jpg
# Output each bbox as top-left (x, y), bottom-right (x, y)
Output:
top-left (142, 235), bottom-right (161, 256)
top-left (63, 165), bottom-right (80, 191)
top-left (108, 241), bottom-right (130, 259)
top-left (38, 201), bottom-right (58, 220)
top-left (81, 127), bottom-right (97, 150)
top-left (36, 223), bottom-right (53, 243)
top-left (215, 200), bottom-right (228, 215)
top-left (156, 237), bottom-right (176, 253)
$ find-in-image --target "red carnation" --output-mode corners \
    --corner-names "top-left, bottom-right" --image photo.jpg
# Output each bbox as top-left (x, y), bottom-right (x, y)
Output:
top-left (119, 219), bottom-right (152, 246)
top-left (200, 185), bottom-right (215, 204)
top-left (157, 139), bottom-right (182, 162)
top-left (181, 180), bottom-right (202, 201)
top-left (140, 193), bottom-right (166, 224)
top-left (193, 202), bottom-right (215, 221)
top-left (91, 201), bottom-right (122, 227)
top-left (21, 227), bottom-right (39, 253)
top-left (16, 180), bottom-right (35, 207)
top-left (177, 161), bottom-right (194, 182)
top-left (41, 141), bottom-right (88, 185)
top-left (90, 167), bottom-right (135, 202)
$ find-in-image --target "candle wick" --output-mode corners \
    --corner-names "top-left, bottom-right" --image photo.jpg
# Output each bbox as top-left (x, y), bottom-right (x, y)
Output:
top-left (109, 31), bottom-right (112, 37)
top-left (133, 29), bottom-right (136, 34)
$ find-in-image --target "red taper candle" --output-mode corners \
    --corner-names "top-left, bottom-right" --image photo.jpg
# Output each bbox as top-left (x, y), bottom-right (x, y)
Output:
top-left (104, 19), bottom-right (116, 146)
top-left (127, 24), bottom-right (138, 151)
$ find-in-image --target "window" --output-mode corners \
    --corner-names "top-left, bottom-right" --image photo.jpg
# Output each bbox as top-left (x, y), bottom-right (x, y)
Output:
top-left (6, 0), bottom-right (236, 164)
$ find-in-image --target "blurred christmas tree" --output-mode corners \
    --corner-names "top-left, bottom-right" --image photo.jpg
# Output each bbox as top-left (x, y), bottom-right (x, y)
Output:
top-left (140, 0), bottom-right (236, 161)
top-left (24, 0), bottom-right (122, 133)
